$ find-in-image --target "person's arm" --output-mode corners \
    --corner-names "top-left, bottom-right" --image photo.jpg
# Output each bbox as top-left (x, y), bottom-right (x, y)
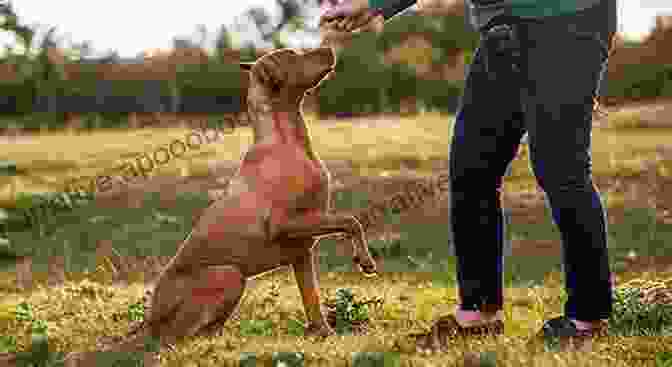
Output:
top-left (322, 0), bottom-right (417, 21)
top-left (368, 0), bottom-right (417, 21)
top-left (320, 0), bottom-right (415, 36)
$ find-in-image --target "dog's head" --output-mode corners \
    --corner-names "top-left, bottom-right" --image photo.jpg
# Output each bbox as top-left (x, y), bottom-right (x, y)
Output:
top-left (240, 47), bottom-right (336, 103)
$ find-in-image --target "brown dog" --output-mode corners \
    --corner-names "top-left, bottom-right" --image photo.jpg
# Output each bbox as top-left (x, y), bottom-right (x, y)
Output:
top-left (91, 47), bottom-right (377, 358)
top-left (57, 47), bottom-right (378, 367)
top-left (155, 47), bottom-right (377, 344)
top-left (48, 33), bottom-right (383, 367)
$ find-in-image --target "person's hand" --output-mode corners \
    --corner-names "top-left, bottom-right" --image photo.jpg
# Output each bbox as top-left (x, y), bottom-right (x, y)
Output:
top-left (319, 0), bottom-right (381, 33)
top-left (321, 0), bottom-right (370, 20)
top-left (319, 13), bottom-right (384, 50)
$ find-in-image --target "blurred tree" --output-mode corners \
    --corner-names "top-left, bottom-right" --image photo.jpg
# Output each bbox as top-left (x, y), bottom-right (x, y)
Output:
top-left (0, 2), bottom-right (66, 123)
top-left (0, 1), bottom-right (34, 55)
top-left (0, 1), bottom-right (63, 84)
top-left (235, 0), bottom-right (318, 47)
top-left (173, 37), bottom-right (196, 50)
top-left (317, 31), bottom-right (388, 116)
top-left (69, 40), bottom-right (94, 62)
top-left (213, 24), bottom-right (233, 62)
top-left (195, 24), bottom-right (208, 48)
top-left (239, 43), bottom-right (257, 62)
top-left (98, 50), bottom-right (120, 64)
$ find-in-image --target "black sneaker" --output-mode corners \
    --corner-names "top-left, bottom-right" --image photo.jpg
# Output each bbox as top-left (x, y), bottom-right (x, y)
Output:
top-left (410, 314), bottom-right (505, 352)
top-left (531, 316), bottom-right (608, 352)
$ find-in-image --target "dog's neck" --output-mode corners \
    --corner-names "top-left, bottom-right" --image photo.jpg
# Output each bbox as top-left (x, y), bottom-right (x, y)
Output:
top-left (246, 94), bottom-right (320, 163)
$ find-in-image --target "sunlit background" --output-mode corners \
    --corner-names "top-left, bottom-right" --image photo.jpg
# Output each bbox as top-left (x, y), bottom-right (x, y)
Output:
top-left (0, 0), bottom-right (670, 58)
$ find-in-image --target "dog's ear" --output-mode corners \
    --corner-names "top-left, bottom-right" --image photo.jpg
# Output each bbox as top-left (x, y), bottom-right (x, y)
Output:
top-left (240, 62), bottom-right (254, 71)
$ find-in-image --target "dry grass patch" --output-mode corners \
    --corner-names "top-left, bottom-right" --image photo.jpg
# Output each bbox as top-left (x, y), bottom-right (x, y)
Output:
top-left (603, 108), bottom-right (649, 129)
top-left (601, 103), bottom-right (672, 130)
top-left (3, 113), bottom-right (672, 204)
top-left (0, 114), bottom-right (449, 204)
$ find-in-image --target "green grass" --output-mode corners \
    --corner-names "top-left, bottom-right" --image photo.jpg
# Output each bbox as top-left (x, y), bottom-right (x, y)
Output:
top-left (1, 114), bottom-right (672, 365)
top-left (0, 195), bottom-right (670, 365)
top-left (508, 204), bottom-right (672, 273)
top-left (1, 191), bottom-right (208, 276)
top-left (2, 175), bottom-right (672, 286)
top-left (0, 266), bottom-right (670, 366)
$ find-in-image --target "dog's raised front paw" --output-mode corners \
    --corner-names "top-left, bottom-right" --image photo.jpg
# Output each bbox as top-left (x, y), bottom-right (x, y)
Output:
top-left (353, 256), bottom-right (378, 277)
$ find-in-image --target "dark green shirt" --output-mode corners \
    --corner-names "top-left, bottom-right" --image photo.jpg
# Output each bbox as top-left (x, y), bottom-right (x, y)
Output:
top-left (466, 0), bottom-right (603, 29)
top-left (366, 0), bottom-right (607, 30)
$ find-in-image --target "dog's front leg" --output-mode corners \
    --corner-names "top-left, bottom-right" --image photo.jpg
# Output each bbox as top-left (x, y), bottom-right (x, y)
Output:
top-left (291, 244), bottom-right (334, 337)
top-left (268, 213), bottom-right (377, 276)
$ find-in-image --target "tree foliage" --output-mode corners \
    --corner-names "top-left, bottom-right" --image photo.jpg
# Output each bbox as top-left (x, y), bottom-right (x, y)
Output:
top-left (317, 12), bottom-right (474, 116)
top-left (0, 2), bottom-right (34, 53)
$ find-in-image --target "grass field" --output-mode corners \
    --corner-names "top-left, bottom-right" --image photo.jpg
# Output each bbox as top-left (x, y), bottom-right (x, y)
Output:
top-left (1, 112), bottom-right (672, 202)
top-left (1, 112), bottom-right (672, 366)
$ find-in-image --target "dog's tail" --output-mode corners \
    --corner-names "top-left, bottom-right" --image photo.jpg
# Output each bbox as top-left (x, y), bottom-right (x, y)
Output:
top-left (350, 171), bottom-right (450, 233)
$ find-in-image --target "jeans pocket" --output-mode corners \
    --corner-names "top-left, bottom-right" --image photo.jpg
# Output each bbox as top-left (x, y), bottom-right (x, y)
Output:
top-left (559, 1), bottom-right (615, 62)
top-left (482, 24), bottom-right (523, 76)
top-left (566, 27), bottom-right (612, 63)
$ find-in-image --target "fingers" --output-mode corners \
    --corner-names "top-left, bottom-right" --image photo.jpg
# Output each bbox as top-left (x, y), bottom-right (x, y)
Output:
top-left (319, 7), bottom-right (385, 50)
top-left (319, 3), bottom-right (368, 26)
top-left (343, 13), bottom-right (383, 34)
top-left (320, 25), bottom-right (359, 45)
top-left (320, 0), bottom-right (370, 20)
top-left (319, 28), bottom-right (352, 49)
top-left (321, 11), bottom-right (371, 29)
top-left (319, 17), bottom-right (342, 31)
top-left (254, 55), bottom-right (285, 87)
top-left (319, 13), bottom-right (345, 27)
top-left (320, 10), bottom-right (383, 33)
top-left (359, 14), bottom-right (385, 34)
top-left (340, 11), bottom-right (375, 31)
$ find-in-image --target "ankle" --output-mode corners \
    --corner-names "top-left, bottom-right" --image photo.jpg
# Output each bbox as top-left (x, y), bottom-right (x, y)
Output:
top-left (455, 309), bottom-right (502, 327)
top-left (570, 318), bottom-right (602, 331)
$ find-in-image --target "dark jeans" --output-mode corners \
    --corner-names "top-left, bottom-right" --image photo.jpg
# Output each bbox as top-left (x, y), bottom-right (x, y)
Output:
top-left (449, 0), bottom-right (615, 321)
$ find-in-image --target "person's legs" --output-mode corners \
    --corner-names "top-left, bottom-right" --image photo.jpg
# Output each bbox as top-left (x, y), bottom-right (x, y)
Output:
top-left (517, 2), bottom-right (614, 327)
top-left (449, 30), bottom-right (526, 325)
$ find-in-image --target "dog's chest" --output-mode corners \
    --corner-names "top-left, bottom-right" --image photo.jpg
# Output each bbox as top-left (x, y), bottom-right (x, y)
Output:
top-left (239, 143), bottom-right (326, 202)
top-left (238, 111), bottom-right (327, 202)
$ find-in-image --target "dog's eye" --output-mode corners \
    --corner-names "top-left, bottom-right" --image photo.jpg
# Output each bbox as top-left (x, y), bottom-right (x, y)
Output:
top-left (271, 83), bottom-right (281, 93)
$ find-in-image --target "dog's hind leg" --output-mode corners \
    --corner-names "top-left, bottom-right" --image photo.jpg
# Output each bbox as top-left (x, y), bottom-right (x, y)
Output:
top-left (197, 272), bottom-right (249, 339)
top-left (148, 265), bottom-right (246, 346)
